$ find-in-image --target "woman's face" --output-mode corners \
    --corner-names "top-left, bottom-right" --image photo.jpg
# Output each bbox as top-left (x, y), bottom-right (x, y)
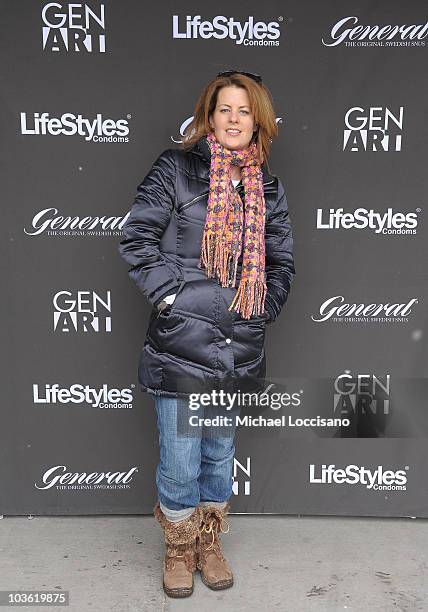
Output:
top-left (208, 85), bottom-right (257, 150)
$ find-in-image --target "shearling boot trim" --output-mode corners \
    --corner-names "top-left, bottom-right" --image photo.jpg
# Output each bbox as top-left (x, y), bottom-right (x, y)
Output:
top-left (154, 503), bottom-right (202, 546)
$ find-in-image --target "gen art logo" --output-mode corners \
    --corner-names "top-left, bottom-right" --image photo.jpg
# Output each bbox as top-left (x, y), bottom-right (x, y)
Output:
top-left (53, 290), bottom-right (112, 333)
top-left (343, 106), bottom-right (404, 152)
top-left (42, 2), bottom-right (106, 52)
top-left (232, 457), bottom-right (251, 496)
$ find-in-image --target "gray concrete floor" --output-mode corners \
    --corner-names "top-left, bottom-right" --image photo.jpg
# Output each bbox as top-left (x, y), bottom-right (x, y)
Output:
top-left (0, 514), bottom-right (427, 612)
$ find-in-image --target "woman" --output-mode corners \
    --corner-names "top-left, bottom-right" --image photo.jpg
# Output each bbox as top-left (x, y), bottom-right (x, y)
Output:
top-left (118, 70), bottom-right (295, 597)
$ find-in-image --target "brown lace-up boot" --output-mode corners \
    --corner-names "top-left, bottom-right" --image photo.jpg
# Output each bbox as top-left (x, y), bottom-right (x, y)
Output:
top-left (154, 503), bottom-right (202, 598)
top-left (197, 503), bottom-right (234, 590)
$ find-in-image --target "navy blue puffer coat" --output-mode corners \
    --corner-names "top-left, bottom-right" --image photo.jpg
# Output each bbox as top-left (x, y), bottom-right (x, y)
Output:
top-left (118, 135), bottom-right (295, 397)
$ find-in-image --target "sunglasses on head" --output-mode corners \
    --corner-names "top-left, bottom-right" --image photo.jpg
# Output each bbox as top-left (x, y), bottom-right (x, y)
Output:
top-left (216, 70), bottom-right (262, 84)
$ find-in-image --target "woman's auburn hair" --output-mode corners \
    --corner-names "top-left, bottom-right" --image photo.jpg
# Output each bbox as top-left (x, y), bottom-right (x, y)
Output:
top-left (181, 73), bottom-right (279, 171)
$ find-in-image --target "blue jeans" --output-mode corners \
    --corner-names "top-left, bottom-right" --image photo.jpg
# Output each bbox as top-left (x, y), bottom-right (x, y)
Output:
top-left (153, 395), bottom-right (240, 512)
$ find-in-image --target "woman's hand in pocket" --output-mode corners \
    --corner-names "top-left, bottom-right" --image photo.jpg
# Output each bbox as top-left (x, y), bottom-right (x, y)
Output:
top-left (156, 293), bottom-right (177, 317)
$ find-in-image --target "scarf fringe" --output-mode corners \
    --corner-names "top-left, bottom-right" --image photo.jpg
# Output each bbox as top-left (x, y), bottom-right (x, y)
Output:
top-left (228, 277), bottom-right (267, 320)
top-left (200, 232), bottom-right (239, 287)
top-left (199, 231), bottom-right (267, 319)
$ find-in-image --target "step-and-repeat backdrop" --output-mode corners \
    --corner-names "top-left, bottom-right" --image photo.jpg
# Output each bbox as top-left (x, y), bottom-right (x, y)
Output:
top-left (2, 1), bottom-right (427, 517)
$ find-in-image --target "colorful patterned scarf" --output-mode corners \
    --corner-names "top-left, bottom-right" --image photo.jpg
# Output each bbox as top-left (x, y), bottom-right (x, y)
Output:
top-left (198, 131), bottom-right (267, 319)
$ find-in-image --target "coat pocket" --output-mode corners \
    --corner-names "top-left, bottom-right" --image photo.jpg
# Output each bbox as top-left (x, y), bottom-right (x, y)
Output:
top-left (156, 279), bottom-right (187, 318)
top-left (233, 312), bottom-right (270, 325)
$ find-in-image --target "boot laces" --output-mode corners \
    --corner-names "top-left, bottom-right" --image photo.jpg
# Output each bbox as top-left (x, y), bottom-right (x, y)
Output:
top-left (202, 515), bottom-right (230, 551)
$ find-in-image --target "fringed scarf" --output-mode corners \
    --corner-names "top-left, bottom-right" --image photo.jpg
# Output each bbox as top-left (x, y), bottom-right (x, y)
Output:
top-left (197, 131), bottom-right (267, 319)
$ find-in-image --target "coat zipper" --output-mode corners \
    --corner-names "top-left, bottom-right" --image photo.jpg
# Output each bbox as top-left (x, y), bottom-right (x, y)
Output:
top-left (179, 178), bottom-right (275, 212)
top-left (180, 191), bottom-right (209, 211)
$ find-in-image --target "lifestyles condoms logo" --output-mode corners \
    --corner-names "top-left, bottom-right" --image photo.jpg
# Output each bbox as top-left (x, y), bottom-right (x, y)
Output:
top-left (316, 207), bottom-right (420, 235)
top-left (32, 383), bottom-right (134, 409)
top-left (20, 112), bottom-right (130, 142)
top-left (322, 16), bottom-right (428, 47)
top-left (309, 464), bottom-right (408, 491)
top-left (35, 465), bottom-right (139, 490)
top-left (172, 15), bottom-right (282, 46)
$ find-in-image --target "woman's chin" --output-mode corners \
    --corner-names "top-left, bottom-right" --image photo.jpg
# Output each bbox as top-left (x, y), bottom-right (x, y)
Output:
top-left (221, 136), bottom-right (250, 150)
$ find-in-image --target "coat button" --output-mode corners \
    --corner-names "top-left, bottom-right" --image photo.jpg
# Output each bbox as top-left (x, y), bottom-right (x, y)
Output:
top-left (225, 338), bottom-right (232, 344)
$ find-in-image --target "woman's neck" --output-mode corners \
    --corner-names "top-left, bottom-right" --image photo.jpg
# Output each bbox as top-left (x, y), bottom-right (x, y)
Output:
top-left (231, 167), bottom-right (241, 181)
